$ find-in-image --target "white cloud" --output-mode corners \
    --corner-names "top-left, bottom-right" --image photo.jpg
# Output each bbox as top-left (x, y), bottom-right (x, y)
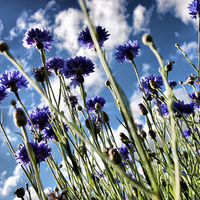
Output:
top-left (133, 4), bottom-right (154, 35)
top-left (178, 41), bottom-right (198, 60)
top-left (53, 9), bottom-right (85, 54)
top-left (8, 0), bottom-right (58, 40)
top-left (155, 0), bottom-right (195, 25)
top-left (86, 0), bottom-right (131, 49)
top-left (142, 63), bottom-right (151, 74)
top-left (0, 165), bottom-right (23, 196)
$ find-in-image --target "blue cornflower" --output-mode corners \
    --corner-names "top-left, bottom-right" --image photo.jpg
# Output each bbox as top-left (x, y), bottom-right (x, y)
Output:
top-left (23, 28), bottom-right (53, 51)
top-left (0, 69), bottom-right (28, 92)
top-left (78, 26), bottom-right (110, 49)
top-left (86, 96), bottom-right (106, 112)
top-left (188, 92), bottom-right (200, 108)
top-left (188, 0), bottom-right (200, 19)
top-left (27, 105), bottom-right (51, 131)
top-left (119, 144), bottom-right (129, 161)
top-left (46, 57), bottom-right (66, 74)
top-left (168, 80), bottom-right (177, 89)
top-left (173, 100), bottom-right (194, 115)
top-left (183, 129), bottom-right (191, 137)
top-left (61, 56), bottom-right (95, 88)
top-left (68, 94), bottom-right (78, 107)
top-left (15, 141), bottom-right (51, 166)
top-left (0, 85), bottom-right (7, 103)
top-left (138, 74), bottom-right (163, 98)
top-left (115, 40), bottom-right (140, 63)
top-left (42, 123), bottom-right (68, 140)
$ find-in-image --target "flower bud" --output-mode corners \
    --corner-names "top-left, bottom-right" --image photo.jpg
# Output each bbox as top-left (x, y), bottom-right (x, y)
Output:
top-left (14, 187), bottom-right (25, 198)
top-left (54, 186), bottom-right (59, 193)
top-left (0, 41), bottom-right (9, 53)
top-left (58, 164), bottom-right (63, 168)
top-left (148, 129), bottom-right (156, 140)
top-left (119, 132), bottom-right (129, 144)
top-left (13, 108), bottom-right (27, 127)
top-left (140, 130), bottom-right (147, 139)
top-left (179, 81), bottom-right (183, 85)
top-left (102, 111), bottom-right (109, 122)
top-left (108, 148), bottom-right (122, 165)
top-left (183, 151), bottom-right (188, 160)
top-left (142, 34), bottom-right (153, 45)
top-left (95, 103), bottom-right (101, 111)
top-left (165, 61), bottom-right (175, 72)
top-left (105, 80), bottom-right (110, 87)
top-left (138, 103), bottom-right (148, 116)
top-left (77, 105), bottom-right (83, 111)
top-left (10, 99), bottom-right (17, 107)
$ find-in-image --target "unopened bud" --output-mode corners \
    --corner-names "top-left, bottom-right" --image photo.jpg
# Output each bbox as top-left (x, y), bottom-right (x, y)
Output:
top-left (105, 80), bottom-right (110, 87)
top-left (179, 81), bottom-right (183, 85)
top-left (165, 61), bottom-right (175, 72)
top-left (54, 186), bottom-right (59, 193)
top-left (142, 34), bottom-right (153, 45)
top-left (10, 99), bottom-right (17, 107)
top-left (138, 103), bottom-right (148, 116)
top-left (102, 111), bottom-right (109, 122)
top-left (140, 130), bottom-right (147, 139)
top-left (13, 108), bottom-right (27, 127)
top-left (120, 132), bottom-right (129, 144)
top-left (95, 103), bottom-right (101, 111)
top-left (14, 187), bottom-right (25, 198)
top-left (0, 41), bottom-right (9, 53)
top-left (108, 148), bottom-right (122, 165)
top-left (77, 105), bottom-right (82, 111)
top-left (148, 129), bottom-right (156, 140)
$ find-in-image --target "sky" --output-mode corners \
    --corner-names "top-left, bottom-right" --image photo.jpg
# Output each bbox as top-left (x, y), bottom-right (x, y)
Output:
top-left (0, 0), bottom-right (198, 199)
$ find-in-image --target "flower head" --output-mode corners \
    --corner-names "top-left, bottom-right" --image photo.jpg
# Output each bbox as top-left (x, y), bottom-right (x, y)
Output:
top-left (138, 74), bottom-right (163, 99)
top-left (119, 144), bottom-right (129, 161)
top-left (115, 40), bottom-right (140, 63)
top-left (32, 66), bottom-right (51, 83)
top-left (0, 85), bottom-right (7, 103)
top-left (189, 92), bottom-right (200, 108)
top-left (188, 0), bottom-right (200, 19)
top-left (86, 96), bottom-right (106, 112)
top-left (68, 94), bottom-right (78, 107)
top-left (168, 80), bottom-right (177, 89)
top-left (15, 141), bottom-right (51, 166)
top-left (183, 129), bottom-right (191, 137)
top-left (27, 105), bottom-right (51, 131)
top-left (46, 57), bottom-right (66, 74)
top-left (78, 26), bottom-right (110, 49)
top-left (61, 56), bottom-right (95, 88)
top-left (42, 123), bottom-right (68, 140)
top-left (0, 69), bottom-right (28, 92)
top-left (23, 28), bottom-right (53, 51)
top-left (173, 100), bottom-right (194, 115)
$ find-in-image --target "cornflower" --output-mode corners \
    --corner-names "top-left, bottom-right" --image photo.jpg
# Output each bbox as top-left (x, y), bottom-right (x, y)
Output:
top-left (138, 74), bottom-right (163, 99)
top-left (15, 141), bottom-right (51, 166)
top-left (86, 96), bottom-right (106, 112)
top-left (115, 40), bottom-right (140, 63)
top-left (61, 56), bottom-right (95, 88)
top-left (27, 105), bottom-right (51, 131)
top-left (0, 85), bottom-right (7, 103)
top-left (0, 69), bottom-right (28, 92)
top-left (78, 26), bottom-right (110, 49)
top-left (188, 0), bottom-right (200, 19)
top-left (23, 28), bottom-right (53, 51)
top-left (46, 57), bottom-right (66, 74)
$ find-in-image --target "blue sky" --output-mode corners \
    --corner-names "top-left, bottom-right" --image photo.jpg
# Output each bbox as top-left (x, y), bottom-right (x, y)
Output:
top-left (0, 0), bottom-right (198, 199)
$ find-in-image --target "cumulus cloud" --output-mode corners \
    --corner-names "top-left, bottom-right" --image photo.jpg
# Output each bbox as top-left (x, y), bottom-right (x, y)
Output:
top-left (86, 0), bottom-right (131, 49)
top-left (0, 19), bottom-right (4, 36)
top-left (178, 41), bottom-right (198, 60)
top-left (0, 165), bottom-right (23, 196)
top-left (53, 9), bottom-right (85, 54)
top-left (133, 4), bottom-right (154, 35)
top-left (155, 0), bottom-right (195, 25)
top-left (7, 0), bottom-right (58, 40)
